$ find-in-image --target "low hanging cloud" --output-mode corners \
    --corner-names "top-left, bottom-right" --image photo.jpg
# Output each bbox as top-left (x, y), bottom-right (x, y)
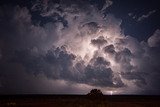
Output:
top-left (0, 0), bottom-right (160, 94)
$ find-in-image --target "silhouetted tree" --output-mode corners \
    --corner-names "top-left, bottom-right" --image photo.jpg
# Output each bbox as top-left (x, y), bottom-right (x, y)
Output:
top-left (87, 89), bottom-right (103, 96)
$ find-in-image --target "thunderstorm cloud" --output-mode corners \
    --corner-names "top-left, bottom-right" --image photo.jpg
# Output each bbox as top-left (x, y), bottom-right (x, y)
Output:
top-left (0, 0), bottom-right (160, 95)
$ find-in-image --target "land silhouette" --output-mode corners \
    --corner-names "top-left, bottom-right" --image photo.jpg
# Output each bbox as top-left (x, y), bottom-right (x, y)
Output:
top-left (0, 89), bottom-right (160, 107)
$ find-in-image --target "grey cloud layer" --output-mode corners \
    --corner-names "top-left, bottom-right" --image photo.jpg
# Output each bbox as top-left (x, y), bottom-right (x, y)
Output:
top-left (0, 0), bottom-right (160, 94)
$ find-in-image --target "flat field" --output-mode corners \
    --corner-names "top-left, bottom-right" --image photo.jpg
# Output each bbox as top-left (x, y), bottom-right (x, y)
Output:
top-left (0, 95), bottom-right (160, 107)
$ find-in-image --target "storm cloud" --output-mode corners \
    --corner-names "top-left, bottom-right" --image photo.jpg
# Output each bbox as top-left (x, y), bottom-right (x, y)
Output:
top-left (0, 0), bottom-right (160, 94)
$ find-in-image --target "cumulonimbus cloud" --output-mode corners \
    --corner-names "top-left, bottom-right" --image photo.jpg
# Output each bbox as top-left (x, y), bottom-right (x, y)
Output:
top-left (0, 0), bottom-right (160, 94)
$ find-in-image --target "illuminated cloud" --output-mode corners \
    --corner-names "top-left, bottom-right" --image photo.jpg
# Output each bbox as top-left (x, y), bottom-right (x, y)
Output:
top-left (148, 29), bottom-right (160, 47)
top-left (0, 0), bottom-right (160, 94)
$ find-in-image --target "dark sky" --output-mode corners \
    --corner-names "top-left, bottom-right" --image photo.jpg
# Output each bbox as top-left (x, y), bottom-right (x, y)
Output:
top-left (0, 0), bottom-right (160, 95)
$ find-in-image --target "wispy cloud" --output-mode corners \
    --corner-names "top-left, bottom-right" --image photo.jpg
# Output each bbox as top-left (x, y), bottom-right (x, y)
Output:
top-left (101, 0), bottom-right (113, 11)
top-left (128, 10), bottom-right (156, 22)
top-left (137, 10), bottom-right (156, 21)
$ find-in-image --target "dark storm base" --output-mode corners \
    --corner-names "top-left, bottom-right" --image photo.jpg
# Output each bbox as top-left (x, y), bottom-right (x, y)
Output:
top-left (0, 95), bottom-right (160, 107)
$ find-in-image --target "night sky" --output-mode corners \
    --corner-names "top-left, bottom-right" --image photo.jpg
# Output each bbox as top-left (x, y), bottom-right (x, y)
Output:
top-left (0, 0), bottom-right (160, 95)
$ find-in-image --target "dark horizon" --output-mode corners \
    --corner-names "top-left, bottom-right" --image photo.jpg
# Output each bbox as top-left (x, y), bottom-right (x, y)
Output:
top-left (1, 94), bottom-right (160, 107)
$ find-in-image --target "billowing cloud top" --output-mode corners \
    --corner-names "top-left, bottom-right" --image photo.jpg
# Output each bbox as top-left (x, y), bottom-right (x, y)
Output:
top-left (0, 0), bottom-right (160, 95)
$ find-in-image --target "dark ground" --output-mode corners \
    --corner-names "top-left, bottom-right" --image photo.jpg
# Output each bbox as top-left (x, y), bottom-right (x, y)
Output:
top-left (0, 95), bottom-right (160, 107)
